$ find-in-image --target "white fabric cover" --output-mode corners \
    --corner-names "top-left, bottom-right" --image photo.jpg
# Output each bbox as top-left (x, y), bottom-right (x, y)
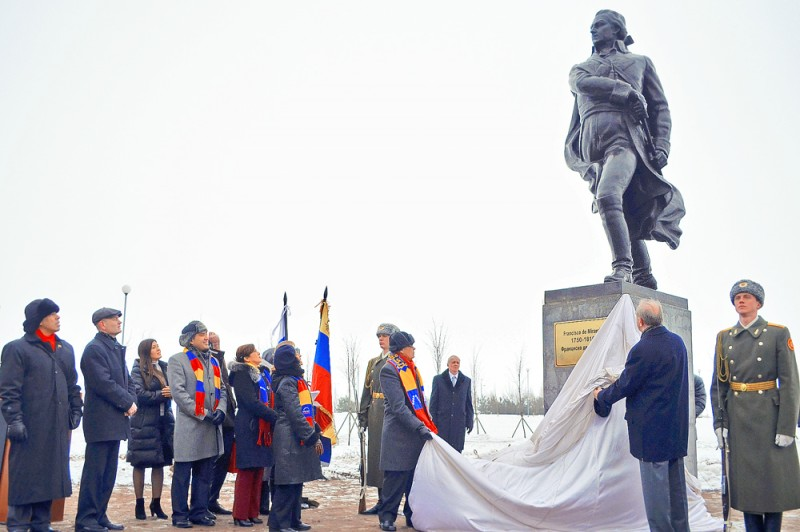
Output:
top-left (409, 295), bottom-right (721, 531)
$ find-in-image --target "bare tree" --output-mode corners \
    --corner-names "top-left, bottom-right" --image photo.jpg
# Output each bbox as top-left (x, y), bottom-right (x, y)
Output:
top-left (514, 350), bottom-right (526, 415)
top-left (427, 319), bottom-right (449, 373)
top-left (469, 346), bottom-right (487, 435)
top-left (342, 336), bottom-right (361, 411)
top-left (337, 336), bottom-right (362, 444)
top-left (511, 348), bottom-right (533, 437)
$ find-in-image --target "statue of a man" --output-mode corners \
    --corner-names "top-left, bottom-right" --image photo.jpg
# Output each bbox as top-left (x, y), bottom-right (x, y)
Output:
top-left (565, 9), bottom-right (685, 289)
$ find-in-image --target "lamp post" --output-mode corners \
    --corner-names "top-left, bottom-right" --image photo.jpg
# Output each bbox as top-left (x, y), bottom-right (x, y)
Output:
top-left (121, 284), bottom-right (131, 346)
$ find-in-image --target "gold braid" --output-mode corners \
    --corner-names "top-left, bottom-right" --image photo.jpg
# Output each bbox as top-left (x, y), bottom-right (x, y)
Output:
top-left (715, 331), bottom-right (730, 383)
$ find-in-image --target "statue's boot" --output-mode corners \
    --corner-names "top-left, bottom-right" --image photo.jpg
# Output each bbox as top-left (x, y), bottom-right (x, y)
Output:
top-left (631, 239), bottom-right (658, 289)
top-left (597, 195), bottom-right (633, 283)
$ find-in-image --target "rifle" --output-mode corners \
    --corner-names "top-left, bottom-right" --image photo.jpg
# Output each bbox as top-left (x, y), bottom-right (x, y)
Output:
top-left (358, 427), bottom-right (367, 514)
top-left (720, 434), bottom-right (731, 531)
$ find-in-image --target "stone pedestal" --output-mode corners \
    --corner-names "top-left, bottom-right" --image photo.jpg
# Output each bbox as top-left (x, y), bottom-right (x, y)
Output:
top-left (542, 281), bottom-right (698, 475)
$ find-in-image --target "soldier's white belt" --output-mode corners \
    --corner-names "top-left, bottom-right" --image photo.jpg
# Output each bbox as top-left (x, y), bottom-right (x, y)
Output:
top-left (372, 392), bottom-right (385, 399)
top-left (730, 380), bottom-right (777, 392)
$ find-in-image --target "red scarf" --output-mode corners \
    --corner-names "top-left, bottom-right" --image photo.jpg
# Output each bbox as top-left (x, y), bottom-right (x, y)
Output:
top-left (35, 329), bottom-right (56, 351)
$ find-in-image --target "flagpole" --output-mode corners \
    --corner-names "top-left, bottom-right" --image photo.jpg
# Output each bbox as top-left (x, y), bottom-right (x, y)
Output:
top-left (283, 292), bottom-right (288, 340)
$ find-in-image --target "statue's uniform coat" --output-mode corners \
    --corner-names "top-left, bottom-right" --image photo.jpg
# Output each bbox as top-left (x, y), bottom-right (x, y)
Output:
top-left (711, 317), bottom-right (800, 512)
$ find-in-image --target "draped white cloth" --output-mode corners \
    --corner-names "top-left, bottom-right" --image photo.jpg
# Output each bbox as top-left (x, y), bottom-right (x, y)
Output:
top-left (409, 295), bottom-right (721, 531)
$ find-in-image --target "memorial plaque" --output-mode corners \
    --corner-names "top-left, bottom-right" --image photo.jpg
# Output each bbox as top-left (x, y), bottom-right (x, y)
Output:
top-left (554, 317), bottom-right (606, 366)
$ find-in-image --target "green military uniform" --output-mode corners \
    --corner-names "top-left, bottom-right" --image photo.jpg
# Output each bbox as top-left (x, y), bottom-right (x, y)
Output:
top-left (711, 316), bottom-right (800, 512)
top-left (359, 352), bottom-right (388, 489)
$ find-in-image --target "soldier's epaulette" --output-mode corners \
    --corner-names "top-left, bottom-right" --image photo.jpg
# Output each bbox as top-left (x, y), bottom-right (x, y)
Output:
top-left (718, 327), bottom-right (732, 335)
top-left (768, 322), bottom-right (786, 329)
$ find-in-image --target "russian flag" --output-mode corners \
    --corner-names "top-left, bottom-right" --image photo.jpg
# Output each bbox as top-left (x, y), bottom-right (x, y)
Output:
top-left (311, 288), bottom-right (336, 466)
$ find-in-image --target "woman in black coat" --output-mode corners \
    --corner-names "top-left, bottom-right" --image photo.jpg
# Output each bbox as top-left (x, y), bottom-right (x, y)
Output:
top-left (126, 339), bottom-right (174, 520)
top-left (229, 344), bottom-right (278, 527)
top-left (269, 341), bottom-right (323, 532)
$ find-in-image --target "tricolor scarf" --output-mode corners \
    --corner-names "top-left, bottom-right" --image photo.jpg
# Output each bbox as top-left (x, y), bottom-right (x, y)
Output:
top-left (386, 353), bottom-right (438, 433)
top-left (255, 365), bottom-right (274, 447)
top-left (295, 377), bottom-right (315, 445)
top-left (185, 349), bottom-right (221, 416)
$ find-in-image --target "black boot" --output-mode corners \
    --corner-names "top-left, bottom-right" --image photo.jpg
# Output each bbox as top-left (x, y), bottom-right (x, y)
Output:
top-left (631, 239), bottom-right (658, 289)
top-left (259, 479), bottom-right (270, 515)
top-left (596, 195), bottom-right (633, 283)
top-left (149, 498), bottom-right (168, 519)
top-left (135, 498), bottom-right (146, 520)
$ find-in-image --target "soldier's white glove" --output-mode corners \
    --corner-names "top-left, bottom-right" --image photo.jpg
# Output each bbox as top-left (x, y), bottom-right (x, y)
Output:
top-left (776, 434), bottom-right (794, 447)
top-left (715, 427), bottom-right (728, 449)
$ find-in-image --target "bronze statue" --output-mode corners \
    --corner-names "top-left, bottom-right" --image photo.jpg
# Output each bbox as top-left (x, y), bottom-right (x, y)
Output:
top-left (565, 9), bottom-right (685, 289)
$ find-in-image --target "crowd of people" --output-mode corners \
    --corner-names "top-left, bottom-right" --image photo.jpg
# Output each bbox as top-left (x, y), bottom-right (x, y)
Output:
top-left (0, 303), bottom-right (324, 532)
top-left (0, 277), bottom-right (796, 532)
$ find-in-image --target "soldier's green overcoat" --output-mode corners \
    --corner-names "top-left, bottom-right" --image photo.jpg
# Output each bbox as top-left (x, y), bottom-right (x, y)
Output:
top-left (711, 316), bottom-right (800, 512)
top-left (358, 353), bottom-right (388, 488)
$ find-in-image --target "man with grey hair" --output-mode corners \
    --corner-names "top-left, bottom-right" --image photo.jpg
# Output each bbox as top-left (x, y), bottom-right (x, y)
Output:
top-left (593, 299), bottom-right (690, 531)
top-left (711, 280), bottom-right (800, 531)
top-left (168, 321), bottom-right (228, 528)
top-left (429, 355), bottom-right (474, 452)
top-left (357, 322), bottom-right (399, 515)
top-left (565, 9), bottom-right (684, 288)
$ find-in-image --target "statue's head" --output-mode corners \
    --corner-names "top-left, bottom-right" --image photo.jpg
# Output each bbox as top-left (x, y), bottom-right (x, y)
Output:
top-left (591, 9), bottom-right (633, 47)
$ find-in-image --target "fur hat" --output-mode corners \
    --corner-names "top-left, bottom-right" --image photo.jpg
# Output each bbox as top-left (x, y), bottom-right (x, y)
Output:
top-left (376, 323), bottom-right (399, 337)
top-left (389, 331), bottom-right (415, 353)
top-left (23, 298), bottom-right (59, 334)
top-left (730, 279), bottom-right (765, 306)
top-left (179, 320), bottom-right (208, 348)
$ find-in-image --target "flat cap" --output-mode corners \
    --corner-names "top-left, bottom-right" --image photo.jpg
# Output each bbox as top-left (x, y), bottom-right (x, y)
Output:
top-left (92, 307), bottom-right (122, 324)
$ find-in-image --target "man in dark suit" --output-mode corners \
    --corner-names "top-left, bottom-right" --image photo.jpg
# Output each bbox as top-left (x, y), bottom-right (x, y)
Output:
top-left (75, 308), bottom-right (137, 532)
top-left (429, 355), bottom-right (474, 452)
top-left (593, 298), bottom-right (689, 532)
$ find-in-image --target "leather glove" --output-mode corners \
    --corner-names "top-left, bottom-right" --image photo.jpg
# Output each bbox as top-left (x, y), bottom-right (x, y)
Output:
top-left (715, 427), bottom-right (728, 449)
top-left (7, 421), bottom-right (27, 442)
top-left (304, 432), bottom-right (320, 446)
top-left (776, 434), bottom-right (794, 447)
top-left (210, 410), bottom-right (225, 426)
top-left (69, 410), bottom-right (83, 430)
top-left (417, 425), bottom-right (433, 441)
top-left (467, 426), bottom-right (473, 435)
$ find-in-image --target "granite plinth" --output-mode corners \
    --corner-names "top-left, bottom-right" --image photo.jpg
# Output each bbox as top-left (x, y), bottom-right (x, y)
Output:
top-left (542, 281), bottom-right (697, 475)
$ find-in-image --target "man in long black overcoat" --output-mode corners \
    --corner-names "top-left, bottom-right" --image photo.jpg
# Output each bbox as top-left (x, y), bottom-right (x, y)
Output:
top-left (0, 298), bottom-right (83, 532)
top-left (429, 355), bottom-right (474, 453)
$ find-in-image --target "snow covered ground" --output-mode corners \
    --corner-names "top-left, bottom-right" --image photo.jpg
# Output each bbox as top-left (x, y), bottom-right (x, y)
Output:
top-left (68, 410), bottom-right (737, 491)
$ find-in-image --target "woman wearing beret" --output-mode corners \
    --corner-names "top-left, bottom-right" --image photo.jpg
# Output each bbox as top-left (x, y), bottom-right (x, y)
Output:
top-left (229, 344), bottom-right (278, 527)
top-left (268, 341), bottom-right (323, 532)
top-left (127, 339), bottom-right (174, 520)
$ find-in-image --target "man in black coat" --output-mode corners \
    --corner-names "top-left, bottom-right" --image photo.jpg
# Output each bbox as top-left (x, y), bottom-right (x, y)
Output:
top-left (207, 331), bottom-right (236, 517)
top-left (0, 298), bottom-right (83, 532)
top-left (75, 307), bottom-right (137, 532)
top-left (593, 298), bottom-right (689, 532)
top-left (429, 355), bottom-right (474, 452)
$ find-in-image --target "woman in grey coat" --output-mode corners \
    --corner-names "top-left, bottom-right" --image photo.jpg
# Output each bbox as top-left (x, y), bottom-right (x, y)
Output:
top-left (268, 342), bottom-right (323, 532)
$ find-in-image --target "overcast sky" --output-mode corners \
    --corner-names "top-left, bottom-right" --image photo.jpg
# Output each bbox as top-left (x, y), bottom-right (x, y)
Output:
top-left (1, 1), bottom-right (798, 400)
